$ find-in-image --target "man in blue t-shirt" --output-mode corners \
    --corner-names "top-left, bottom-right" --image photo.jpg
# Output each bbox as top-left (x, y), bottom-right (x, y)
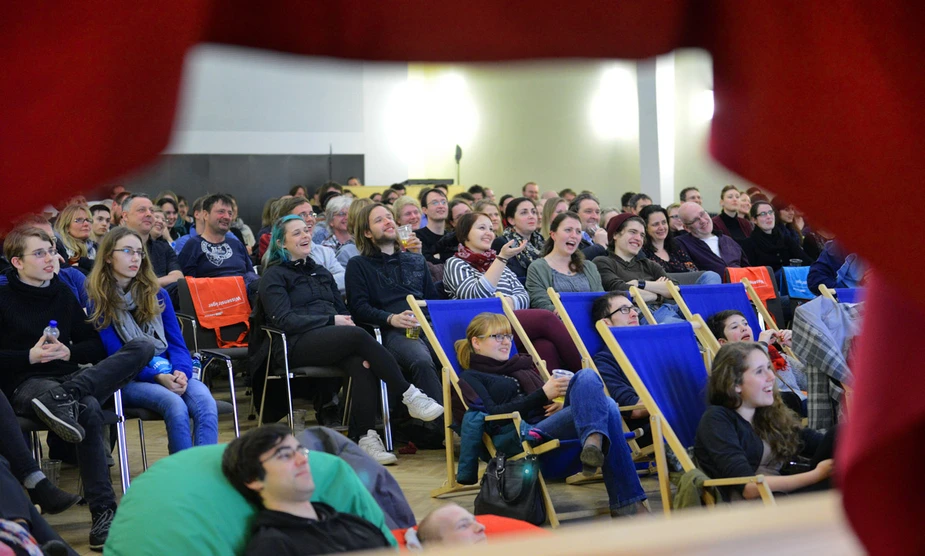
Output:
top-left (178, 194), bottom-right (259, 297)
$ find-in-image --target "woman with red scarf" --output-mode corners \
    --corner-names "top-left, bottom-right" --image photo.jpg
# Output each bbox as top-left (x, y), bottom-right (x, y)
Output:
top-left (444, 212), bottom-right (582, 371)
top-left (706, 310), bottom-right (808, 417)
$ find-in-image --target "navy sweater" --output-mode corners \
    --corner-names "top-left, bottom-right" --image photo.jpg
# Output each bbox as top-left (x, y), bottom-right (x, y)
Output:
top-left (344, 251), bottom-right (438, 327)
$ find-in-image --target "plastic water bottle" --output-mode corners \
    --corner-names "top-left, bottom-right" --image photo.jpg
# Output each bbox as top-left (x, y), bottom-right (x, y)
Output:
top-left (43, 320), bottom-right (59, 344)
top-left (191, 353), bottom-right (202, 381)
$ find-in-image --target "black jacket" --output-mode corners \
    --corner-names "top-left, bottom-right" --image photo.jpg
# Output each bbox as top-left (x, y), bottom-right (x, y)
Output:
top-left (258, 258), bottom-right (346, 336)
top-left (345, 251), bottom-right (438, 327)
top-left (245, 504), bottom-right (390, 556)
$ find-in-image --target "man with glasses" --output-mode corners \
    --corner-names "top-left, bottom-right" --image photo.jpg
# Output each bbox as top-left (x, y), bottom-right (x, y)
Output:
top-left (0, 226), bottom-right (154, 550)
top-left (121, 193), bottom-right (183, 303)
top-left (590, 292), bottom-right (650, 437)
top-left (416, 188), bottom-right (455, 264)
top-left (676, 201), bottom-right (750, 277)
top-left (221, 424), bottom-right (394, 555)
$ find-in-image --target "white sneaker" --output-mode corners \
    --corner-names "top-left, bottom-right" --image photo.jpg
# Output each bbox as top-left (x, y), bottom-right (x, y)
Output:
top-left (403, 386), bottom-right (444, 422)
top-left (358, 430), bottom-right (398, 466)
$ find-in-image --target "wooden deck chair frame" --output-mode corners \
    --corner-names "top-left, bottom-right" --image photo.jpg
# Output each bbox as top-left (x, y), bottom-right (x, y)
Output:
top-left (407, 295), bottom-right (561, 528)
top-left (545, 287), bottom-right (651, 465)
top-left (818, 284), bottom-right (837, 302)
top-left (595, 320), bottom-right (775, 515)
top-left (740, 278), bottom-right (801, 363)
top-left (628, 286), bottom-right (658, 326)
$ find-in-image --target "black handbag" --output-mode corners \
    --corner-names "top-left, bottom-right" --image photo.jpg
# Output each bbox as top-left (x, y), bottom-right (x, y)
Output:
top-left (473, 452), bottom-right (547, 525)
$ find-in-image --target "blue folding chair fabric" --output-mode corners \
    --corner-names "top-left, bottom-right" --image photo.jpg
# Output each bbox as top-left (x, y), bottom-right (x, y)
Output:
top-left (424, 297), bottom-right (516, 376)
top-left (557, 292), bottom-right (608, 356)
top-left (835, 287), bottom-right (865, 303)
top-left (679, 283), bottom-right (762, 338)
top-left (604, 323), bottom-right (708, 448)
top-left (780, 266), bottom-right (814, 300)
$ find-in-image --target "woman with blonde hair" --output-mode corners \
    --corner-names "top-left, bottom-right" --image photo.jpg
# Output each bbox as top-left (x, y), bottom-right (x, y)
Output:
top-left (473, 199), bottom-right (503, 236)
top-left (54, 203), bottom-right (95, 271)
top-left (392, 195), bottom-right (423, 230)
top-left (455, 313), bottom-right (647, 517)
top-left (694, 342), bottom-right (835, 500)
top-left (86, 227), bottom-right (218, 453)
top-left (540, 196), bottom-right (569, 238)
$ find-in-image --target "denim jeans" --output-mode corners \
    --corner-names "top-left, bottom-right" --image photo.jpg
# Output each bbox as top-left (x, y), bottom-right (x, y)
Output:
top-left (122, 378), bottom-right (218, 454)
top-left (696, 271), bottom-right (723, 285)
top-left (530, 369), bottom-right (646, 512)
top-left (11, 337), bottom-right (154, 511)
top-left (381, 328), bottom-right (442, 400)
top-left (644, 303), bottom-right (687, 325)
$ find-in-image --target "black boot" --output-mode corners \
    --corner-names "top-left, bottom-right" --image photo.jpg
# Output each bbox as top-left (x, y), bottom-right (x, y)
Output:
top-left (28, 478), bottom-right (82, 514)
top-left (31, 387), bottom-right (85, 443)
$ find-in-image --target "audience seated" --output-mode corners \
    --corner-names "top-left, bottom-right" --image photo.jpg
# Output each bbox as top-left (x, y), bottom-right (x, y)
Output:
top-left (568, 193), bottom-right (608, 260)
top-left (156, 197), bottom-right (187, 239)
top-left (227, 195), bottom-right (256, 253)
top-left (383, 188), bottom-right (401, 206)
top-left (150, 207), bottom-right (177, 245)
top-left (676, 202), bottom-right (750, 277)
top-left (802, 227), bottom-right (834, 262)
top-left (540, 196), bottom-right (568, 238)
top-left (416, 188), bottom-right (455, 265)
top-left (737, 191), bottom-right (752, 221)
top-left (595, 214), bottom-right (685, 324)
top-left (444, 212), bottom-right (530, 309)
top-left (221, 424), bottom-right (395, 555)
top-left (121, 193), bottom-right (183, 302)
top-left (258, 215), bottom-right (443, 464)
top-left (178, 193), bottom-right (259, 298)
top-left (639, 205), bottom-right (721, 285)
top-left (0, 226), bottom-right (154, 550)
top-left (666, 203), bottom-right (685, 233)
top-left (393, 195), bottom-right (423, 231)
top-left (455, 313), bottom-right (648, 517)
top-left (173, 195), bottom-right (238, 255)
top-left (771, 197), bottom-right (805, 246)
top-left (88, 204), bottom-right (112, 246)
top-left (742, 200), bottom-right (813, 272)
top-left (345, 203), bottom-right (445, 407)
top-left (521, 181), bottom-right (540, 201)
top-left (706, 310), bottom-right (807, 417)
top-left (54, 204), bottom-right (95, 272)
top-left (806, 240), bottom-right (866, 295)
top-left (320, 196), bottom-right (360, 266)
top-left (679, 187), bottom-right (702, 205)
top-left (0, 454), bottom-right (75, 555)
top-left (409, 503), bottom-right (487, 548)
top-left (526, 212), bottom-right (603, 312)
top-left (711, 186), bottom-right (754, 247)
top-left (87, 227), bottom-right (219, 454)
top-left (628, 193), bottom-right (652, 215)
top-left (694, 343), bottom-right (834, 501)
top-left (472, 199), bottom-right (503, 236)
top-left (489, 197), bottom-right (543, 284)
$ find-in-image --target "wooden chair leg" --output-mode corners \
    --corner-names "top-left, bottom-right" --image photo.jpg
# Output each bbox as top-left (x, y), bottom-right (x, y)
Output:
top-left (651, 415), bottom-right (672, 516)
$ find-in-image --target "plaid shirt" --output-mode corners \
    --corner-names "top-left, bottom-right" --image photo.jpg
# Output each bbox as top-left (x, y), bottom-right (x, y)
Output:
top-left (792, 296), bottom-right (862, 430)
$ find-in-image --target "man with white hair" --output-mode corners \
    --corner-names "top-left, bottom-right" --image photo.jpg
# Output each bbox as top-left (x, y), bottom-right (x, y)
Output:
top-left (675, 201), bottom-right (750, 276)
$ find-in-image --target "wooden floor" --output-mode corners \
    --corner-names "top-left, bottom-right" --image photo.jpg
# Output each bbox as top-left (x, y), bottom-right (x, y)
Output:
top-left (41, 381), bottom-right (667, 554)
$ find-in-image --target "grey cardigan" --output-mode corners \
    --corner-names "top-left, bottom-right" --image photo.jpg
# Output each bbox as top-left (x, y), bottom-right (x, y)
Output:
top-left (525, 257), bottom-right (604, 311)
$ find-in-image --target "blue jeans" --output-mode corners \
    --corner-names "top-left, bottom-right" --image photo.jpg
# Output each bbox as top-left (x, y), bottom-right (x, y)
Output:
top-left (644, 303), bottom-right (687, 325)
top-left (530, 370), bottom-right (646, 512)
top-left (122, 378), bottom-right (218, 454)
top-left (696, 271), bottom-right (722, 285)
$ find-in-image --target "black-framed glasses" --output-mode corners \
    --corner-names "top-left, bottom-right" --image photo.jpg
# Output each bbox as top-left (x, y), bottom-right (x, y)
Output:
top-left (755, 210), bottom-right (774, 218)
top-left (478, 333), bottom-right (514, 343)
top-left (113, 248), bottom-right (146, 259)
top-left (23, 248), bottom-right (58, 259)
top-left (608, 306), bottom-right (640, 318)
top-left (261, 445), bottom-right (310, 464)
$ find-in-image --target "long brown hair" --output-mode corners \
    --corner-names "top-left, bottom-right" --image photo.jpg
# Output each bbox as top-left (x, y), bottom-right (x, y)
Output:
top-left (353, 202), bottom-right (400, 257)
top-left (54, 204), bottom-right (91, 258)
top-left (86, 227), bottom-right (163, 329)
top-left (708, 343), bottom-right (802, 459)
top-left (453, 313), bottom-right (512, 370)
top-left (542, 212), bottom-right (585, 273)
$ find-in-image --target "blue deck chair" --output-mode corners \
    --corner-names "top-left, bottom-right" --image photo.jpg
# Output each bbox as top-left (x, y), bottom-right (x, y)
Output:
top-left (819, 284), bottom-right (865, 304)
top-left (668, 282), bottom-right (763, 358)
top-left (780, 266), bottom-right (814, 300)
top-left (407, 296), bottom-right (563, 526)
top-left (548, 289), bottom-right (651, 462)
top-left (596, 321), bottom-right (775, 514)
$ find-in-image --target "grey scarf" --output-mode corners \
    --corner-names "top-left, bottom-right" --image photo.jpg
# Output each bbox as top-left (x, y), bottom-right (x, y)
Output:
top-left (113, 289), bottom-right (169, 356)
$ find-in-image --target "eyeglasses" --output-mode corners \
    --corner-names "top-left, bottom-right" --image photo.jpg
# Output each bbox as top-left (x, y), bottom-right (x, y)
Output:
top-left (607, 306), bottom-right (640, 318)
top-left (23, 248), bottom-right (58, 259)
top-left (755, 210), bottom-right (774, 218)
top-left (261, 445), bottom-right (310, 463)
top-left (332, 211), bottom-right (348, 218)
top-left (428, 199), bottom-right (448, 207)
top-left (295, 211), bottom-right (317, 221)
top-left (682, 212), bottom-right (709, 226)
top-left (73, 218), bottom-right (91, 224)
top-left (478, 333), bottom-right (514, 343)
top-left (113, 248), bottom-right (146, 259)
top-left (669, 215), bottom-right (681, 220)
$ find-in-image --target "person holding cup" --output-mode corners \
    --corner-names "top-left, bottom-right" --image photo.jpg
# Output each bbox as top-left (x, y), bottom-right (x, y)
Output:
top-left (489, 197), bottom-right (544, 284)
top-left (742, 200), bottom-right (812, 272)
top-left (455, 312), bottom-right (648, 518)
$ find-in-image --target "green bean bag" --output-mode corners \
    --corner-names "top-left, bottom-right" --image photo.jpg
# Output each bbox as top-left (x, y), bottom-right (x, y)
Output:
top-left (105, 443), bottom-right (396, 555)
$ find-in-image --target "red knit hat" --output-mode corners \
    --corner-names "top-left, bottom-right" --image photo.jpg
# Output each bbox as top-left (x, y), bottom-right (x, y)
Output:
top-left (606, 212), bottom-right (641, 244)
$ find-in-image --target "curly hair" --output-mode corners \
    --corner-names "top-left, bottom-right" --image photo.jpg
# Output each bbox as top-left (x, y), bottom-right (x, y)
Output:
top-left (709, 342), bottom-right (802, 460)
top-left (86, 227), bottom-right (163, 329)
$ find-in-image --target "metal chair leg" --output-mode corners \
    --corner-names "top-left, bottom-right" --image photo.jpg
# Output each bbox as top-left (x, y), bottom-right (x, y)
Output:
top-left (138, 420), bottom-right (148, 471)
top-left (223, 358), bottom-right (240, 437)
top-left (342, 378), bottom-right (353, 427)
top-left (31, 431), bottom-right (41, 464)
top-left (112, 390), bottom-right (131, 492)
top-left (281, 333), bottom-right (295, 429)
top-left (380, 381), bottom-right (392, 452)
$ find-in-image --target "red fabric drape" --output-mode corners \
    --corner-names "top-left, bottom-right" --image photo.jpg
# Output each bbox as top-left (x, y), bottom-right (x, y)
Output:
top-left (3, 2), bottom-right (922, 553)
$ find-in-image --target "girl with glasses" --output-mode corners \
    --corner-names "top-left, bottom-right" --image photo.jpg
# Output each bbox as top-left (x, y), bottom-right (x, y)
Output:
top-left (86, 227), bottom-right (218, 454)
top-left (455, 313), bottom-right (648, 518)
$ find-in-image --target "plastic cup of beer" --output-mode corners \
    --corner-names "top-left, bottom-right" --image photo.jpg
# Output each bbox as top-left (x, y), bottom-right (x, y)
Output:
top-left (551, 369), bottom-right (574, 404)
top-left (405, 314), bottom-right (421, 339)
top-left (397, 225), bottom-right (413, 249)
top-left (789, 258), bottom-right (803, 267)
